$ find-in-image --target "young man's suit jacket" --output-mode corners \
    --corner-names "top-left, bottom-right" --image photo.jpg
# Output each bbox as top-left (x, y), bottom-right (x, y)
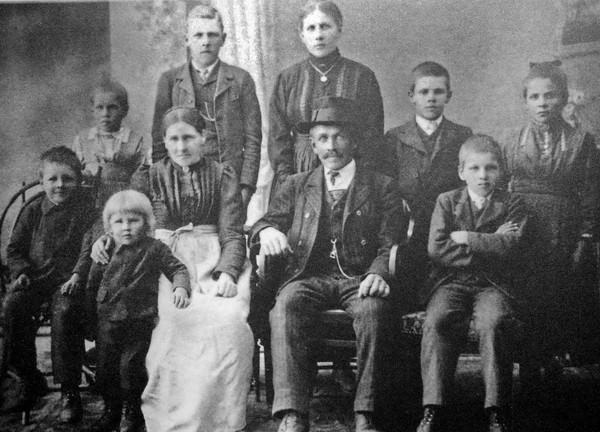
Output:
top-left (385, 118), bottom-right (472, 252)
top-left (151, 60), bottom-right (262, 190)
top-left (424, 187), bottom-right (528, 304)
top-left (250, 165), bottom-right (408, 290)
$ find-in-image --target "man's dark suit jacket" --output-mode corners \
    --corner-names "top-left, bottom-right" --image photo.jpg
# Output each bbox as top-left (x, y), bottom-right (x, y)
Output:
top-left (424, 187), bottom-right (528, 304)
top-left (151, 60), bottom-right (262, 190)
top-left (385, 118), bottom-right (472, 252)
top-left (250, 165), bottom-right (408, 289)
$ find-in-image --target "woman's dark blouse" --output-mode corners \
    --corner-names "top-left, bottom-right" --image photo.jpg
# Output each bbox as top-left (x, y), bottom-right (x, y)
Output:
top-left (148, 157), bottom-right (246, 280)
top-left (268, 49), bottom-right (384, 178)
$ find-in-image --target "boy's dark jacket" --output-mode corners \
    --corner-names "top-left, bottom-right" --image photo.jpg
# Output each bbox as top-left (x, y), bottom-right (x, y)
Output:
top-left (6, 190), bottom-right (96, 284)
top-left (424, 187), bottom-right (528, 304)
top-left (86, 236), bottom-right (190, 322)
top-left (385, 118), bottom-right (472, 251)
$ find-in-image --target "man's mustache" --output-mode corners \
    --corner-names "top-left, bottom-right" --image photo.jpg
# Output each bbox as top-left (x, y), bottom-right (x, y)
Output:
top-left (322, 151), bottom-right (341, 158)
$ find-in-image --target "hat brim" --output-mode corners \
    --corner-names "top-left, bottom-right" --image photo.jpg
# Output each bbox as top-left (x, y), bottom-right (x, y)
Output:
top-left (296, 120), bottom-right (354, 135)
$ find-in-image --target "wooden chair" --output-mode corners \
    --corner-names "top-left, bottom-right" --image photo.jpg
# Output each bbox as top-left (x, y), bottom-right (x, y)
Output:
top-left (248, 216), bottom-right (414, 405)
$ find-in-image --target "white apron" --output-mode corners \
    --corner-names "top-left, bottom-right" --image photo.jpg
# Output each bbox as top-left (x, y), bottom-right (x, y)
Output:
top-left (141, 225), bottom-right (253, 432)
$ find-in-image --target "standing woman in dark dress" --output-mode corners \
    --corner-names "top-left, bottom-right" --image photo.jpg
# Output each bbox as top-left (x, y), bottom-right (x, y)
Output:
top-left (268, 0), bottom-right (384, 197)
top-left (502, 62), bottom-right (600, 366)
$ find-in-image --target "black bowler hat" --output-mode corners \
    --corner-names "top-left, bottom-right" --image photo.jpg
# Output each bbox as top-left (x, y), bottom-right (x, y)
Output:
top-left (296, 97), bottom-right (358, 134)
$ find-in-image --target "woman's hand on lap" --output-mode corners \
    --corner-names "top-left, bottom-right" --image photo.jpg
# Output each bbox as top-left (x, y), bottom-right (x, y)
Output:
top-left (173, 287), bottom-right (190, 309)
top-left (216, 272), bottom-right (237, 297)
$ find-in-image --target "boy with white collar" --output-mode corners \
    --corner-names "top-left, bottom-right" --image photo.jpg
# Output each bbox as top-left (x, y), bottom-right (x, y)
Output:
top-left (417, 135), bottom-right (527, 432)
top-left (384, 62), bottom-right (472, 288)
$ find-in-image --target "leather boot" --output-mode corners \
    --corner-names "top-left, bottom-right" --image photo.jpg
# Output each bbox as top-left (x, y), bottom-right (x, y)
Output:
top-left (416, 406), bottom-right (444, 432)
top-left (59, 387), bottom-right (82, 423)
top-left (277, 410), bottom-right (309, 432)
top-left (488, 407), bottom-right (511, 432)
top-left (119, 400), bottom-right (145, 432)
top-left (355, 411), bottom-right (382, 432)
top-left (88, 400), bottom-right (122, 432)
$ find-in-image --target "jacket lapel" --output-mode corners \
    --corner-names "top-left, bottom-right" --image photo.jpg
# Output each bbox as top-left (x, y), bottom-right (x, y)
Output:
top-left (400, 120), bottom-right (427, 154)
top-left (432, 119), bottom-right (451, 161)
top-left (214, 61), bottom-right (235, 100)
top-left (343, 167), bottom-right (369, 230)
top-left (453, 188), bottom-right (475, 230)
top-left (175, 62), bottom-right (195, 105)
top-left (304, 168), bottom-right (324, 215)
top-left (475, 193), bottom-right (504, 230)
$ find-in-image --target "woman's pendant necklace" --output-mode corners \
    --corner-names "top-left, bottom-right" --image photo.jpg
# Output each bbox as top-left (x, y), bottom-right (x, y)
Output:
top-left (309, 59), bottom-right (339, 83)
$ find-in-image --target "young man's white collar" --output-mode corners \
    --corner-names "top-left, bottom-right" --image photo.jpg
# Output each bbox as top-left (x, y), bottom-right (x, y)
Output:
top-left (467, 187), bottom-right (492, 210)
top-left (415, 114), bottom-right (443, 136)
top-left (324, 159), bottom-right (356, 191)
top-left (191, 58), bottom-right (220, 77)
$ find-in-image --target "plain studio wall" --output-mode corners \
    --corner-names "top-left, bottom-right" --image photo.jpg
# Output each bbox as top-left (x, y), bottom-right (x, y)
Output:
top-left (0, 0), bottom-right (574, 245)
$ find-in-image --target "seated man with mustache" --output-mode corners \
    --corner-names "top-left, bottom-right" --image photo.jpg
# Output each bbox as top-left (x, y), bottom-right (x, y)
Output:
top-left (250, 97), bottom-right (409, 432)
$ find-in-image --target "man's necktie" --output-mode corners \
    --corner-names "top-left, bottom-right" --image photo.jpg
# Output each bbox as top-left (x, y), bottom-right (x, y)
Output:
top-left (329, 170), bottom-right (340, 186)
top-left (199, 69), bottom-right (210, 83)
top-left (472, 196), bottom-right (487, 210)
top-left (423, 121), bottom-right (438, 136)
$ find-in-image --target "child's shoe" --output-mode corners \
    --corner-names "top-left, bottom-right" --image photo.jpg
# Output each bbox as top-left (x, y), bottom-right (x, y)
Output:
top-left (119, 400), bottom-right (144, 432)
top-left (88, 400), bottom-right (122, 432)
top-left (416, 405), bottom-right (444, 432)
top-left (59, 387), bottom-right (82, 423)
top-left (487, 407), bottom-right (511, 432)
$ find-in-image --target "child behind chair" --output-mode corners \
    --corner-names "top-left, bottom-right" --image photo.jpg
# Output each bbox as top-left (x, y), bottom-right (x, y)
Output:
top-left (85, 190), bottom-right (190, 432)
top-left (72, 79), bottom-right (148, 207)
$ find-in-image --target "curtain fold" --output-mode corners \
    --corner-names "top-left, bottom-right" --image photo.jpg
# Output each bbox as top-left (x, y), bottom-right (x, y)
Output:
top-left (215, 0), bottom-right (277, 224)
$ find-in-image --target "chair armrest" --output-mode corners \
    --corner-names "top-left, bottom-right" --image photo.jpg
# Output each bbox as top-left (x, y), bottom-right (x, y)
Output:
top-left (388, 215), bottom-right (415, 279)
top-left (389, 244), bottom-right (399, 279)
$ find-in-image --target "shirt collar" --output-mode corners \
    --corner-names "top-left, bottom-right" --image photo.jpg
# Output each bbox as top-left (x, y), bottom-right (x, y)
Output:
top-left (467, 187), bottom-right (492, 209)
top-left (191, 58), bottom-right (220, 77)
top-left (41, 195), bottom-right (58, 214)
top-left (324, 159), bottom-right (356, 191)
top-left (113, 235), bottom-right (151, 255)
top-left (41, 194), bottom-right (74, 214)
top-left (308, 48), bottom-right (341, 69)
top-left (88, 126), bottom-right (131, 142)
top-left (415, 114), bottom-right (443, 136)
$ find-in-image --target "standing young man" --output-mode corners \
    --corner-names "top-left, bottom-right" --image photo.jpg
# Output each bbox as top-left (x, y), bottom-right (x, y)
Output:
top-left (151, 5), bottom-right (262, 212)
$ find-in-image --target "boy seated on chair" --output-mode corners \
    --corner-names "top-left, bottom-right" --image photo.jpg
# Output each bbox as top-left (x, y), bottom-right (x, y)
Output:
top-left (3, 146), bottom-right (96, 423)
top-left (417, 135), bottom-right (527, 432)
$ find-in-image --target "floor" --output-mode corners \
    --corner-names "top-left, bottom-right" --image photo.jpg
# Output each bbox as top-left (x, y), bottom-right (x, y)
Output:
top-left (0, 337), bottom-right (599, 432)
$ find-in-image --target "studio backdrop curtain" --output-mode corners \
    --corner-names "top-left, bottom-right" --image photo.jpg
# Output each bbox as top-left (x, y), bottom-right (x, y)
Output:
top-left (212, 0), bottom-right (277, 225)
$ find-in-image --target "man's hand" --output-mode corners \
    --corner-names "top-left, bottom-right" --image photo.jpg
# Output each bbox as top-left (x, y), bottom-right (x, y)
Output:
top-left (91, 235), bottom-right (112, 264)
top-left (450, 231), bottom-right (469, 245)
top-left (495, 221), bottom-right (519, 235)
top-left (216, 272), bottom-right (237, 297)
top-left (358, 273), bottom-right (390, 298)
top-left (172, 287), bottom-right (191, 309)
top-left (241, 186), bottom-right (253, 212)
top-left (259, 227), bottom-right (293, 256)
top-left (60, 273), bottom-right (81, 296)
